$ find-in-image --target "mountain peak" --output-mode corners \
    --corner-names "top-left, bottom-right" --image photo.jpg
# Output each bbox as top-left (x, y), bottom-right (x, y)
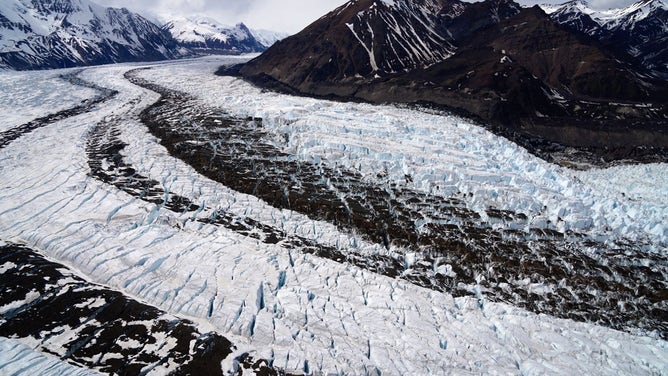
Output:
top-left (234, 22), bottom-right (250, 32)
top-left (560, 0), bottom-right (592, 12)
top-left (632, 0), bottom-right (667, 9)
top-left (161, 16), bottom-right (267, 53)
top-left (541, 0), bottom-right (668, 77)
top-left (625, 0), bottom-right (668, 13)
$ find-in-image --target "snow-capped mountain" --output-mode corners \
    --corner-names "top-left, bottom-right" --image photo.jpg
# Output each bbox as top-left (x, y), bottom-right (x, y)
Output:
top-left (250, 29), bottom-right (289, 48)
top-left (243, 0), bottom-right (473, 85)
top-left (542, 0), bottom-right (668, 76)
top-left (545, 0), bottom-right (602, 33)
top-left (161, 16), bottom-right (267, 54)
top-left (544, 0), bottom-right (667, 28)
top-left (337, 0), bottom-right (459, 74)
top-left (0, 0), bottom-right (186, 70)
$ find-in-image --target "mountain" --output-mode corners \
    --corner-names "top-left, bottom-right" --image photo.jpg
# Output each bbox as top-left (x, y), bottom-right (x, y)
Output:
top-left (161, 16), bottom-right (267, 54)
top-left (250, 29), bottom-right (290, 48)
top-left (232, 0), bottom-right (668, 163)
top-left (542, 0), bottom-right (668, 77)
top-left (0, 0), bottom-right (186, 70)
top-left (236, 0), bottom-right (460, 91)
top-left (544, 0), bottom-right (602, 34)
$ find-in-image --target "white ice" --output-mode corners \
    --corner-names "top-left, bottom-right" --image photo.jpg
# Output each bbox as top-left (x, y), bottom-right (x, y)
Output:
top-left (0, 69), bottom-right (97, 132)
top-left (0, 337), bottom-right (101, 376)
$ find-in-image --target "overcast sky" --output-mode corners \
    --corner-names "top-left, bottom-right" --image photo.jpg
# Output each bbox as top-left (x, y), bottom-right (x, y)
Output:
top-left (93, 0), bottom-right (641, 34)
top-left (93, 0), bottom-right (348, 33)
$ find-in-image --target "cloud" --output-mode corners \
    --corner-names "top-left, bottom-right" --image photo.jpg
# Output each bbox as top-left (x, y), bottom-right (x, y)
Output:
top-left (242, 0), bottom-right (348, 32)
top-left (93, 0), bottom-right (348, 32)
top-left (587, 0), bottom-right (636, 9)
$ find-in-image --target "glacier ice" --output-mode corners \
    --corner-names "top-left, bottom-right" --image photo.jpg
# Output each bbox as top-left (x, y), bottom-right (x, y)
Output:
top-left (0, 56), bottom-right (665, 375)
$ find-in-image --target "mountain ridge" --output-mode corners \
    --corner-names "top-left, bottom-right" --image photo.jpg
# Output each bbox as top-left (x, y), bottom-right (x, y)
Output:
top-left (541, 0), bottom-right (668, 77)
top-left (0, 0), bottom-right (186, 70)
top-left (0, 0), bottom-right (289, 70)
top-left (160, 16), bottom-right (273, 55)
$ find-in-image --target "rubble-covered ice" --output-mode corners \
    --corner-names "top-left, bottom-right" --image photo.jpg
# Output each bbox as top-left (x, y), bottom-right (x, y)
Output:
top-left (139, 58), bottom-right (667, 249)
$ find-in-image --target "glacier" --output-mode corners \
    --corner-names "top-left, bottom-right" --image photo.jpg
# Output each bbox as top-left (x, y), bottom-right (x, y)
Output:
top-left (0, 336), bottom-right (100, 375)
top-left (0, 69), bottom-right (97, 132)
top-left (0, 56), bottom-right (666, 375)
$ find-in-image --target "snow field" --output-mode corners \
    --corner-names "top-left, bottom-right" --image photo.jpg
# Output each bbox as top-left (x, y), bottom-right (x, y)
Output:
top-left (0, 56), bottom-right (665, 374)
top-left (0, 68), bottom-right (97, 132)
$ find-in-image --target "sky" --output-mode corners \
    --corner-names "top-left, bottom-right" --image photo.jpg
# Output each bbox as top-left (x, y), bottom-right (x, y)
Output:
top-left (93, 0), bottom-right (642, 34)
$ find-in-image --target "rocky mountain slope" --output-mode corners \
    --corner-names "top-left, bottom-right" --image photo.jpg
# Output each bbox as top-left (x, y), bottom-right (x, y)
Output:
top-left (543, 0), bottom-right (668, 78)
top-left (233, 0), bottom-right (668, 163)
top-left (0, 0), bottom-right (186, 70)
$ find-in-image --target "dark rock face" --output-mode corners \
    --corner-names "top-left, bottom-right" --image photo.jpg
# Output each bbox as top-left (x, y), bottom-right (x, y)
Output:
top-left (234, 0), bottom-right (668, 163)
top-left (0, 0), bottom-right (184, 70)
top-left (238, 0), bottom-right (458, 96)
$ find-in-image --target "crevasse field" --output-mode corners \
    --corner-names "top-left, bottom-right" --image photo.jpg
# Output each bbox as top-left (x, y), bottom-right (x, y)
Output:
top-left (0, 56), bottom-right (666, 375)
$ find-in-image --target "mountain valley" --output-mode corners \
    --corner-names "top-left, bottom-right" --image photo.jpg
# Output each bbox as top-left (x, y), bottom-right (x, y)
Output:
top-left (0, 0), bottom-right (666, 374)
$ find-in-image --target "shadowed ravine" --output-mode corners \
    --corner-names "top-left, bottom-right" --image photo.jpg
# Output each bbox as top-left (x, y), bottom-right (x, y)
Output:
top-left (120, 68), bottom-right (667, 339)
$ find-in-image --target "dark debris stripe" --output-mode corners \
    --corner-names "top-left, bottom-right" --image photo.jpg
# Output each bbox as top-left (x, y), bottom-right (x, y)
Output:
top-left (0, 71), bottom-right (118, 150)
top-left (124, 68), bottom-right (668, 339)
top-left (0, 243), bottom-right (284, 375)
top-left (86, 114), bottom-right (201, 213)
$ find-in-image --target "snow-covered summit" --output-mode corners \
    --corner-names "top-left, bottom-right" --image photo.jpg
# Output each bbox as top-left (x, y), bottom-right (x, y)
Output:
top-left (541, 0), bottom-right (668, 75)
top-left (161, 15), bottom-right (269, 53)
top-left (541, 0), bottom-right (592, 14)
top-left (250, 29), bottom-right (290, 48)
top-left (162, 16), bottom-right (249, 44)
top-left (596, 0), bottom-right (668, 29)
top-left (541, 0), bottom-right (667, 28)
top-left (0, 0), bottom-right (184, 70)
